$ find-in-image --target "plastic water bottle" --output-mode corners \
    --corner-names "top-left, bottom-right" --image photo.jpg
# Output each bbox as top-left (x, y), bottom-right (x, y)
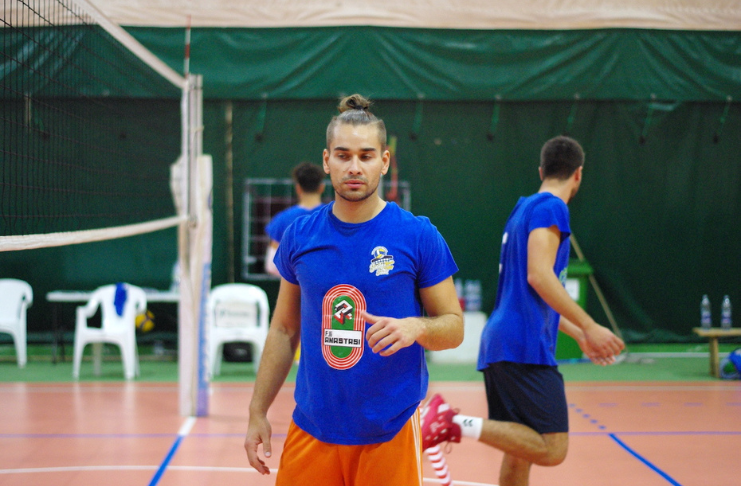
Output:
top-left (721, 295), bottom-right (732, 330)
top-left (701, 295), bottom-right (712, 329)
top-left (464, 280), bottom-right (482, 312)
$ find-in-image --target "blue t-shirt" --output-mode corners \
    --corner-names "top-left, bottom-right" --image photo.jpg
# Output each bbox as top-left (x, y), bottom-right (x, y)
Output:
top-left (276, 202), bottom-right (458, 445)
top-left (477, 193), bottom-right (571, 369)
top-left (265, 204), bottom-right (325, 243)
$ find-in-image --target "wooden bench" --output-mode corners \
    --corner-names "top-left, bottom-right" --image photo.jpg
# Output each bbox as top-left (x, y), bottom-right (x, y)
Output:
top-left (692, 327), bottom-right (741, 378)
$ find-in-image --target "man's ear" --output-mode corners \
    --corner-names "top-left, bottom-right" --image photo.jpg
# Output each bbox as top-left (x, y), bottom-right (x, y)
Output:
top-left (322, 149), bottom-right (330, 174)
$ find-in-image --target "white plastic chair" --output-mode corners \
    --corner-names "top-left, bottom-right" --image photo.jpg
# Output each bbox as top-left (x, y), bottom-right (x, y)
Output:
top-left (72, 283), bottom-right (146, 380)
top-left (207, 283), bottom-right (269, 378)
top-left (0, 279), bottom-right (33, 368)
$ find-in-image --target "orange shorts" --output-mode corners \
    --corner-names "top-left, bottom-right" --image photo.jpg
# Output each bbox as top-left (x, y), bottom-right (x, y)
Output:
top-left (276, 409), bottom-right (423, 486)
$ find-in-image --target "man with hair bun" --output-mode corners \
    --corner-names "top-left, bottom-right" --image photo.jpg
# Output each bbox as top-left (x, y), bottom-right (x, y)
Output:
top-left (420, 136), bottom-right (624, 486)
top-left (245, 94), bottom-right (464, 485)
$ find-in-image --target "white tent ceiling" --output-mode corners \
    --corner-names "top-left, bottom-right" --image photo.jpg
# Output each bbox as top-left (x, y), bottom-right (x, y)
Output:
top-left (92, 0), bottom-right (741, 30)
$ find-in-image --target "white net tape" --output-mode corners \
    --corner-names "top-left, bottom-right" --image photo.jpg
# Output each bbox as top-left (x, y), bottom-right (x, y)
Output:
top-left (0, 215), bottom-right (188, 252)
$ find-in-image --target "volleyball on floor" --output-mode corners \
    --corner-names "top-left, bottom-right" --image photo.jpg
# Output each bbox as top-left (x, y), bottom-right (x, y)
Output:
top-left (135, 310), bottom-right (155, 333)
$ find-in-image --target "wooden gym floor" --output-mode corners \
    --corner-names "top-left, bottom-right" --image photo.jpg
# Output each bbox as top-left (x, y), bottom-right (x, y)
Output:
top-left (1, 376), bottom-right (739, 486)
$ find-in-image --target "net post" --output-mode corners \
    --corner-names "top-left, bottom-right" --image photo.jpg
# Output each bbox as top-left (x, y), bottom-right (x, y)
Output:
top-left (178, 74), bottom-right (211, 417)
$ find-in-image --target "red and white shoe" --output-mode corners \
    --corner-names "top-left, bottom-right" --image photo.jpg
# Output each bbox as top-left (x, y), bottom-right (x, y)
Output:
top-left (420, 393), bottom-right (461, 451)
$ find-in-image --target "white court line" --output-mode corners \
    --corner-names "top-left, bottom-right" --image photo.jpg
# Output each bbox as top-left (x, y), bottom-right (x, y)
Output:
top-left (0, 384), bottom-right (293, 394)
top-left (0, 385), bottom-right (179, 393)
top-left (423, 479), bottom-right (496, 486)
top-left (178, 416), bottom-right (196, 436)
top-left (0, 465), bottom-right (497, 485)
top-left (566, 384), bottom-right (740, 391)
top-left (432, 382), bottom-right (738, 392)
top-left (4, 382), bottom-right (732, 394)
top-left (0, 466), bottom-right (158, 474)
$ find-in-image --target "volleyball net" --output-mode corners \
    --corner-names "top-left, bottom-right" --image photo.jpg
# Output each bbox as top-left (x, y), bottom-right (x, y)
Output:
top-left (0, 0), bottom-right (189, 249)
top-left (2, 0), bottom-right (211, 417)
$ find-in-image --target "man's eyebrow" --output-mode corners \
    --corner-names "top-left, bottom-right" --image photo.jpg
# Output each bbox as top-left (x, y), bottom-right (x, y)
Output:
top-left (333, 146), bottom-right (377, 152)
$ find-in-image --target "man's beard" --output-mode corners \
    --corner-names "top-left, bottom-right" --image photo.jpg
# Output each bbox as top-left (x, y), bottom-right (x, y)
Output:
top-left (334, 177), bottom-right (379, 202)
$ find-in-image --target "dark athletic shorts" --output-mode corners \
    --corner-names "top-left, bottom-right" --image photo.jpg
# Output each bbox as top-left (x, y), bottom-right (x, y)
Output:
top-left (483, 361), bottom-right (568, 434)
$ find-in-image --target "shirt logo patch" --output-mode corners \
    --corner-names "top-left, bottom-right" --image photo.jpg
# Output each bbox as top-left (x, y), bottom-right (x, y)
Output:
top-left (322, 284), bottom-right (367, 370)
top-left (559, 267), bottom-right (568, 286)
top-left (369, 246), bottom-right (395, 276)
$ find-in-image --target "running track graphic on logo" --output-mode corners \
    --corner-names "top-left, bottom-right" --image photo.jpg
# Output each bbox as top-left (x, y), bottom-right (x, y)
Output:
top-left (322, 284), bottom-right (367, 370)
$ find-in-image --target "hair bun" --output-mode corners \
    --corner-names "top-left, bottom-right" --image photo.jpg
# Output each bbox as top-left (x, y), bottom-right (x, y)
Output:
top-left (338, 94), bottom-right (371, 114)
top-left (326, 93), bottom-right (385, 148)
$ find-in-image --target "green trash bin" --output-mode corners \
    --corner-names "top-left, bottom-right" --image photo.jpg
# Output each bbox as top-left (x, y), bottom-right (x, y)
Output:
top-left (555, 259), bottom-right (593, 360)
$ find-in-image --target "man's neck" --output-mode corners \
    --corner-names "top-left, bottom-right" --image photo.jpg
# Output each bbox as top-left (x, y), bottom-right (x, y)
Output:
top-left (332, 196), bottom-right (386, 224)
top-left (538, 179), bottom-right (574, 204)
top-left (297, 193), bottom-right (323, 210)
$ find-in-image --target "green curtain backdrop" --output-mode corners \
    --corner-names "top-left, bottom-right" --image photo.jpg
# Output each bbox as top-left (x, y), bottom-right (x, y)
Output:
top-left (201, 98), bottom-right (741, 343)
top-left (128, 27), bottom-right (740, 102)
top-left (0, 26), bottom-right (180, 99)
top-left (3, 26), bottom-right (740, 343)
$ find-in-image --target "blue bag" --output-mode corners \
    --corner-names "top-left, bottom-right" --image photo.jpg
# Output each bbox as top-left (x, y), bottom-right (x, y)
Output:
top-left (719, 348), bottom-right (741, 380)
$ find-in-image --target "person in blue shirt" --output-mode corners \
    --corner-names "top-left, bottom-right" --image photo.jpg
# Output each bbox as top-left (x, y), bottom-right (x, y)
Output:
top-left (420, 136), bottom-right (624, 486)
top-left (244, 94), bottom-right (464, 486)
top-left (264, 162), bottom-right (326, 276)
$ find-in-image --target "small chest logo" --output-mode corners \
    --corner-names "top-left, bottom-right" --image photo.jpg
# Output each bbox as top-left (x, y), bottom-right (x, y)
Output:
top-left (369, 246), bottom-right (395, 276)
top-left (559, 267), bottom-right (568, 286)
top-left (322, 284), bottom-right (367, 370)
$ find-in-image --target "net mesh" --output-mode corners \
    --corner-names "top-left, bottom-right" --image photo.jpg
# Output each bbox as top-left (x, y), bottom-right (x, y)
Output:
top-left (1, 0), bottom-right (185, 247)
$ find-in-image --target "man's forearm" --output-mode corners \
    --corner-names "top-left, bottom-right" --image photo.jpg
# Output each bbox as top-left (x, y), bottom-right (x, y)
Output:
top-left (413, 313), bottom-right (464, 351)
top-left (529, 270), bottom-right (595, 331)
top-left (558, 316), bottom-right (585, 342)
top-left (249, 327), bottom-right (298, 416)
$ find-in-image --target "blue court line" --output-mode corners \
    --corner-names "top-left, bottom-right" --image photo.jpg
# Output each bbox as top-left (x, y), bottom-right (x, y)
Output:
top-left (3, 430), bottom-right (732, 439)
top-left (569, 402), bottom-right (691, 485)
top-left (570, 430), bottom-right (741, 437)
top-left (148, 417), bottom-right (196, 486)
top-left (0, 433), bottom-right (178, 439)
top-left (148, 435), bottom-right (184, 486)
top-left (0, 432), bottom-right (288, 439)
top-left (609, 433), bottom-right (683, 486)
top-left (189, 432), bottom-right (288, 438)
top-left (607, 430), bottom-right (741, 436)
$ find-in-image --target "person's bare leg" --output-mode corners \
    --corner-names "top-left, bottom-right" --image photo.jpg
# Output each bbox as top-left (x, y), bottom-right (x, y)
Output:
top-left (480, 421), bottom-right (568, 466)
top-left (499, 453), bottom-right (532, 486)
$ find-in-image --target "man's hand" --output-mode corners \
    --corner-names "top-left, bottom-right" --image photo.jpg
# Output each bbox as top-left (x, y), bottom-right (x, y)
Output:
top-left (581, 340), bottom-right (618, 366)
top-left (560, 316), bottom-right (623, 366)
top-left (244, 414), bottom-right (273, 475)
top-left (363, 310), bottom-right (422, 356)
top-left (582, 323), bottom-right (624, 364)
